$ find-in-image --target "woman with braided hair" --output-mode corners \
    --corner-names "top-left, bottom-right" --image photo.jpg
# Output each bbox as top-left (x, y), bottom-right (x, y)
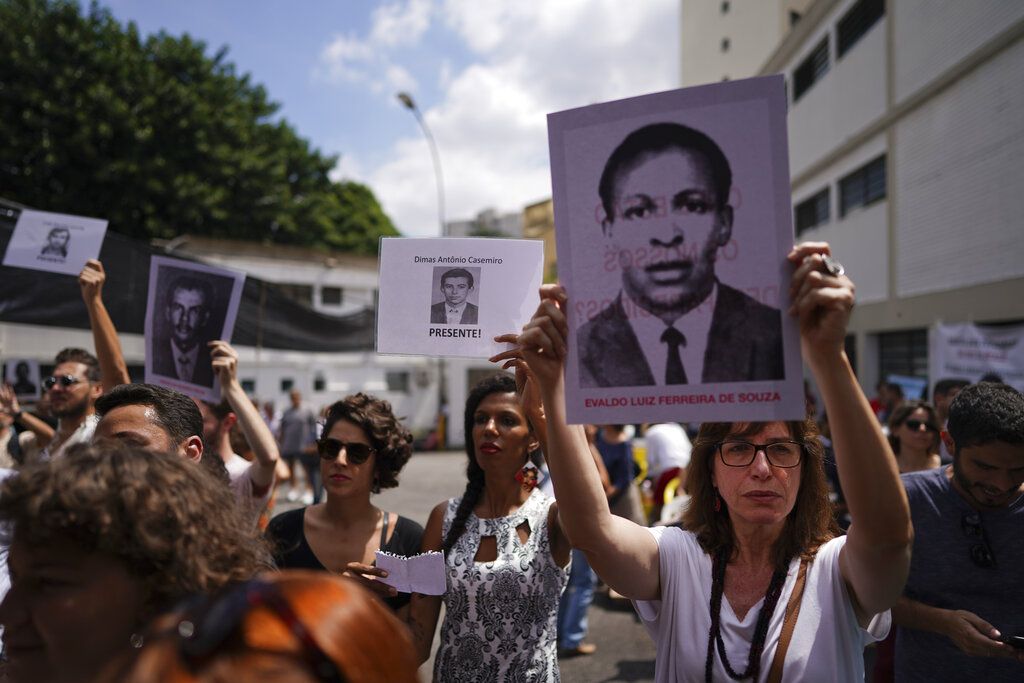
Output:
top-left (503, 243), bottom-right (913, 681)
top-left (406, 373), bottom-right (572, 681)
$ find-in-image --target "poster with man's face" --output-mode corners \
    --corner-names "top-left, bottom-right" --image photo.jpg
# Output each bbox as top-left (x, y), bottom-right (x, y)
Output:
top-left (144, 256), bottom-right (246, 403)
top-left (376, 237), bottom-right (543, 358)
top-left (547, 75), bottom-right (803, 424)
top-left (4, 359), bottom-right (41, 402)
top-left (1, 210), bottom-right (108, 276)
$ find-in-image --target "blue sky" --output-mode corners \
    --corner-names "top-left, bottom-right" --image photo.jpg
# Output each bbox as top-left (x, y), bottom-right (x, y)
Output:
top-left (103, 1), bottom-right (679, 237)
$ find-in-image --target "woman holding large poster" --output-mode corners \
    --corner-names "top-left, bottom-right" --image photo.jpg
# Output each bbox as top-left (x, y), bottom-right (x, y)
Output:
top-left (497, 242), bottom-right (912, 681)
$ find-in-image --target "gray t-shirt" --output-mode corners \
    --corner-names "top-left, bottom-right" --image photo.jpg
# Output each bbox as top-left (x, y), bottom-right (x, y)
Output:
top-left (278, 405), bottom-right (316, 455)
top-left (896, 466), bottom-right (1024, 682)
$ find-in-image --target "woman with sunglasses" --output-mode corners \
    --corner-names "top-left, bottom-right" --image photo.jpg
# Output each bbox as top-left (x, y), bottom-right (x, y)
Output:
top-left (265, 393), bottom-right (422, 615)
top-left (502, 243), bottom-right (913, 681)
top-left (406, 372), bottom-right (571, 681)
top-left (887, 400), bottom-right (942, 473)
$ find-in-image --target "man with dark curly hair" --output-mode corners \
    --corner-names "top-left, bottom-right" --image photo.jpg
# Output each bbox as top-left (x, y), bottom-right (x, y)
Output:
top-left (893, 382), bottom-right (1024, 679)
top-left (0, 442), bottom-right (270, 683)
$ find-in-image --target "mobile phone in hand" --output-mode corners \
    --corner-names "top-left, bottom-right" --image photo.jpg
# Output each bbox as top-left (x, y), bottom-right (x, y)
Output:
top-left (998, 634), bottom-right (1024, 650)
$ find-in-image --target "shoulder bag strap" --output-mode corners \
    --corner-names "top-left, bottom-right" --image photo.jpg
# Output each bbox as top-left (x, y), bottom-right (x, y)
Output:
top-left (767, 557), bottom-right (809, 683)
top-left (378, 510), bottom-right (391, 549)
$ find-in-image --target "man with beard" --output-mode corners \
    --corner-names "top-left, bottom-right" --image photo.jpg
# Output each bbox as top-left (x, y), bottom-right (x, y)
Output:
top-left (893, 382), bottom-right (1024, 679)
top-left (154, 275), bottom-right (215, 386)
top-left (577, 122), bottom-right (783, 388)
top-left (195, 341), bottom-right (279, 528)
top-left (36, 348), bottom-right (103, 459)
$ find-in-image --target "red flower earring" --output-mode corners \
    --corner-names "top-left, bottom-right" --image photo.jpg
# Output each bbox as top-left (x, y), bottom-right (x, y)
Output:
top-left (515, 464), bottom-right (539, 492)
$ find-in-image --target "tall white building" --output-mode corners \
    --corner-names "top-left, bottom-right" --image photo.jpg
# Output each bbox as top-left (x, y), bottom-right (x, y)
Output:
top-left (682, 0), bottom-right (1024, 391)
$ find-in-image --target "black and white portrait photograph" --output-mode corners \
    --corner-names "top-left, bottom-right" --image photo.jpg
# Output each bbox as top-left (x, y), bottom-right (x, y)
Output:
top-left (144, 255), bottom-right (245, 402)
top-left (429, 266), bottom-right (481, 325)
top-left (4, 359), bottom-right (41, 402)
top-left (1, 209), bottom-right (108, 276)
top-left (548, 75), bottom-right (803, 424)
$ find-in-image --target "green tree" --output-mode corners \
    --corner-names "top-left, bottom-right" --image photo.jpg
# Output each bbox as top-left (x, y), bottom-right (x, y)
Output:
top-left (0, 0), bottom-right (398, 254)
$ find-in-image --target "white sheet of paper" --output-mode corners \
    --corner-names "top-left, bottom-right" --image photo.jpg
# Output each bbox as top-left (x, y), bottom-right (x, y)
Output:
top-left (547, 76), bottom-right (804, 424)
top-left (4, 359), bottom-right (41, 402)
top-left (376, 237), bottom-right (544, 358)
top-left (144, 255), bottom-right (246, 403)
top-left (2, 209), bottom-right (108, 276)
top-left (375, 550), bottom-right (446, 595)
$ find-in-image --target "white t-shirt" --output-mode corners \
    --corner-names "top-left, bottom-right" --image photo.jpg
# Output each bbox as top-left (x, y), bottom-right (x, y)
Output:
top-left (42, 413), bottom-right (99, 460)
top-left (634, 527), bottom-right (888, 682)
top-left (644, 423), bottom-right (692, 479)
top-left (225, 453), bottom-right (274, 528)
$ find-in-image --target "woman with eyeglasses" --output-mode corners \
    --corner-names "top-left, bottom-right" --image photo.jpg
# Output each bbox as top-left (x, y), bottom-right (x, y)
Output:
top-left (502, 242), bottom-right (913, 681)
top-left (264, 393), bottom-right (422, 616)
top-left (887, 400), bottom-right (942, 473)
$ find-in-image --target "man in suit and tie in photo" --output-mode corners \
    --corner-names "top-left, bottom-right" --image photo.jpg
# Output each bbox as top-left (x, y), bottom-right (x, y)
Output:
top-left (154, 275), bottom-right (216, 387)
top-left (430, 267), bottom-right (479, 325)
top-left (577, 122), bottom-right (783, 388)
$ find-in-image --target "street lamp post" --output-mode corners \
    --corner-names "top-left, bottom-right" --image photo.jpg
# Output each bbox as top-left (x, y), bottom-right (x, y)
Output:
top-left (397, 92), bottom-right (449, 449)
top-left (397, 92), bottom-right (446, 236)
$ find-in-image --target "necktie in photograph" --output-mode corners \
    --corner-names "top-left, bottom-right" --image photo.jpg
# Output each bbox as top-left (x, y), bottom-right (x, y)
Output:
top-left (661, 327), bottom-right (688, 384)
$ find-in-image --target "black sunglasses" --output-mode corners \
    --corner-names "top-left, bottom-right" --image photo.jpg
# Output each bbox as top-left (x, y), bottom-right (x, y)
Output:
top-left (904, 418), bottom-right (939, 433)
top-left (172, 580), bottom-right (346, 682)
top-left (961, 512), bottom-right (996, 569)
top-left (43, 375), bottom-right (83, 391)
top-left (316, 438), bottom-right (375, 464)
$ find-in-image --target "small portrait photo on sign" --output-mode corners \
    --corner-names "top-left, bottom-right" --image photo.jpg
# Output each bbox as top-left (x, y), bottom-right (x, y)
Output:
top-left (4, 359), bottom-right (41, 402)
top-left (145, 256), bottom-right (245, 402)
top-left (429, 266), bottom-right (481, 325)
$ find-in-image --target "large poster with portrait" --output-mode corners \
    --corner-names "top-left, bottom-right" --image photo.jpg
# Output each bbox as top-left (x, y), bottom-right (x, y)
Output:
top-left (548, 75), bottom-right (803, 424)
top-left (144, 256), bottom-right (246, 402)
top-left (376, 237), bottom-right (544, 358)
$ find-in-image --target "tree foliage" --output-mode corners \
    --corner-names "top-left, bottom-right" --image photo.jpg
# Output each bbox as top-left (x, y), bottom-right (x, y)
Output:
top-left (0, 0), bottom-right (398, 253)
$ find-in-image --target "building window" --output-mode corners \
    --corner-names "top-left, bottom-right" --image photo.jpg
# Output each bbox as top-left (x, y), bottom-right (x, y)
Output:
top-left (792, 38), bottom-right (829, 102)
top-left (386, 371), bottom-right (409, 393)
top-left (721, 1), bottom-right (729, 14)
top-left (313, 375), bottom-right (326, 392)
top-left (280, 378), bottom-right (294, 393)
top-left (241, 378), bottom-right (256, 394)
top-left (878, 329), bottom-right (928, 388)
top-left (321, 286), bottom-right (342, 306)
top-left (721, 37), bottom-right (730, 52)
top-left (794, 187), bottom-right (830, 236)
top-left (837, 0), bottom-right (885, 59)
top-left (839, 155), bottom-right (886, 217)
top-left (277, 283), bottom-right (313, 306)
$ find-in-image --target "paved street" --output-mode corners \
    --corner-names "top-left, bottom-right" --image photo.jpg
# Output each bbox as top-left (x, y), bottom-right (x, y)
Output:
top-left (275, 450), bottom-right (657, 682)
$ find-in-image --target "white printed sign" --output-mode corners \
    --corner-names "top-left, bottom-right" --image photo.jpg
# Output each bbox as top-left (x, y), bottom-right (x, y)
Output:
top-left (2, 209), bottom-right (108, 276)
top-left (929, 322), bottom-right (1024, 392)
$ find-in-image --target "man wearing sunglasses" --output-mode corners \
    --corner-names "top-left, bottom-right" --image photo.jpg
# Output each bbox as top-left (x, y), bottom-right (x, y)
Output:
top-left (893, 382), bottom-right (1024, 679)
top-left (37, 348), bottom-right (103, 459)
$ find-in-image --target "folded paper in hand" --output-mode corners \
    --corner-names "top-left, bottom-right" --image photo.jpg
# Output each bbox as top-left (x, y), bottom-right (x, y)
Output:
top-left (374, 550), bottom-right (446, 595)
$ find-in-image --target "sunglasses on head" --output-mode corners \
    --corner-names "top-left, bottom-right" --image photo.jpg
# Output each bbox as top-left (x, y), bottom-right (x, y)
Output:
top-left (43, 375), bottom-right (83, 391)
top-left (171, 580), bottom-right (346, 682)
top-left (904, 418), bottom-right (938, 433)
top-left (316, 438), bottom-right (375, 464)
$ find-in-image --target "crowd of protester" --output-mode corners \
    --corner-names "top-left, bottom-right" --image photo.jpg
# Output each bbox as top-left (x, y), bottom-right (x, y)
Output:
top-left (0, 244), bottom-right (1021, 682)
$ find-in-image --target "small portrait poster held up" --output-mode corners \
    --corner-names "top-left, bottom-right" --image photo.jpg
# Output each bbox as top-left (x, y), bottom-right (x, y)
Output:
top-left (377, 238), bottom-right (544, 358)
top-left (547, 75), bottom-right (803, 424)
top-left (144, 256), bottom-right (246, 403)
top-left (2, 209), bottom-right (108, 276)
top-left (4, 359), bottom-right (42, 402)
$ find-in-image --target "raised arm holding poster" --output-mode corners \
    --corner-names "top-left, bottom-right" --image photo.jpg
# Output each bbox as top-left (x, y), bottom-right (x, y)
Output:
top-left (144, 255), bottom-right (246, 403)
top-left (377, 237), bottom-right (543, 358)
top-left (547, 75), bottom-right (803, 424)
top-left (2, 209), bottom-right (108, 276)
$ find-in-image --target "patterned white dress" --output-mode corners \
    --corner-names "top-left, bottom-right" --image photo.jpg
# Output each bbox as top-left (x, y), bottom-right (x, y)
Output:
top-left (434, 488), bottom-right (570, 682)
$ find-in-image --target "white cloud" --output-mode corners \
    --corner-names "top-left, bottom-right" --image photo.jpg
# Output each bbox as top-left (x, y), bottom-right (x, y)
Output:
top-left (362, 0), bottom-right (679, 236)
top-left (370, 0), bottom-right (432, 47)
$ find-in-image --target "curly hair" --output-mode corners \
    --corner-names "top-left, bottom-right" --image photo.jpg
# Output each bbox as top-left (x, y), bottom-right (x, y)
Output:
top-left (947, 382), bottom-right (1024, 451)
top-left (887, 399), bottom-right (940, 455)
top-left (681, 419), bottom-right (837, 568)
top-left (106, 571), bottom-right (419, 683)
top-left (0, 441), bottom-right (271, 618)
top-left (322, 393), bottom-right (413, 494)
top-left (442, 373), bottom-right (521, 553)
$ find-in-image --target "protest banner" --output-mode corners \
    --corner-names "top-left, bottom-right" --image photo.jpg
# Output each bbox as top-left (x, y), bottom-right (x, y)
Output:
top-left (548, 75), bottom-right (803, 424)
top-left (3, 209), bottom-right (107, 276)
top-left (929, 322), bottom-right (1024, 392)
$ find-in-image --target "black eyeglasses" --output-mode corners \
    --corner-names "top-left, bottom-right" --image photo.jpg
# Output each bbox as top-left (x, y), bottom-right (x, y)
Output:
top-left (43, 375), bottom-right (83, 391)
top-left (316, 438), bottom-right (375, 464)
top-left (961, 512), bottom-right (996, 569)
top-left (904, 419), bottom-right (939, 433)
top-left (716, 440), bottom-right (804, 468)
top-left (173, 580), bottom-right (346, 682)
